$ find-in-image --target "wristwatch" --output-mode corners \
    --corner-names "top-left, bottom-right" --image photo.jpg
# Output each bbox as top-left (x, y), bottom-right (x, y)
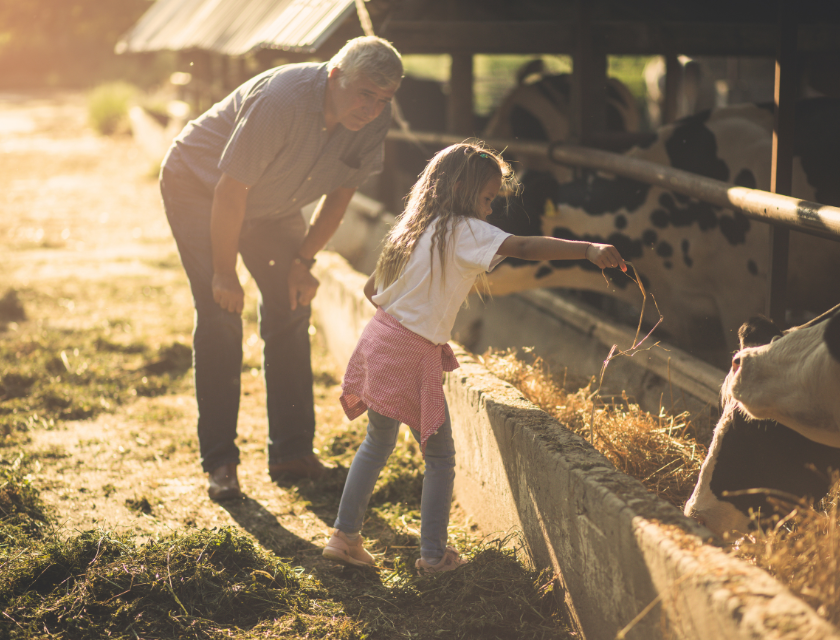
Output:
top-left (293, 254), bottom-right (316, 269)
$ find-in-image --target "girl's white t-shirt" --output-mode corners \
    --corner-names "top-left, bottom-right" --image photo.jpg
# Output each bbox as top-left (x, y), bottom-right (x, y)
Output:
top-left (372, 217), bottom-right (512, 345)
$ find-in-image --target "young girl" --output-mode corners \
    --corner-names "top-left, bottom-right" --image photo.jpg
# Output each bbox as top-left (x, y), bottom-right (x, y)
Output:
top-left (323, 142), bottom-right (626, 574)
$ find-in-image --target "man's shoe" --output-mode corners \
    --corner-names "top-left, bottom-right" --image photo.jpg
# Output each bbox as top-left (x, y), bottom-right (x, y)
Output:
top-left (268, 453), bottom-right (326, 482)
top-left (415, 547), bottom-right (468, 575)
top-left (207, 463), bottom-right (241, 501)
top-left (322, 530), bottom-right (376, 567)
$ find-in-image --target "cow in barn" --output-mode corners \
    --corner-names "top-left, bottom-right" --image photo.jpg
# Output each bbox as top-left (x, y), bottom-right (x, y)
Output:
top-left (683, 305), bottom-right (840, 539)
top-left (483, 97), bottom-right (840, 361)
top-left (643, 54), bottom-right (840, 129)
top-left (730, 304), bottom-right (840, 446)
top-left (483, 59), bottom-right (640, 182)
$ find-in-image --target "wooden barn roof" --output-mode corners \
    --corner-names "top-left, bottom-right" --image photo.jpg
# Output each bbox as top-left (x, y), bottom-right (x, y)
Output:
top-left (115, 0), bottom-right (356, 56)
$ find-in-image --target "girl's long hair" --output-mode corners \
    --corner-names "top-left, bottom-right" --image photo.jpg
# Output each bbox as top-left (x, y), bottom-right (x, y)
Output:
top-left (374, 141), bottom-right (518, 292)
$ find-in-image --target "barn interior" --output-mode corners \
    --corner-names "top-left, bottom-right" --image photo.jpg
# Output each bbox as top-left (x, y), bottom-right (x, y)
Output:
top-left (117, 0), bottom-right (840, 370)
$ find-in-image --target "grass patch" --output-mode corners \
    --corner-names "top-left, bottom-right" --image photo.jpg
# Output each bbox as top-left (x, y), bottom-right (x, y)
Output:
top-left (0, 456), bottom-right (51, 544)
top-left (87, 82), bottom-right (138, 135)
top-left (1, 526), bottom-right (330, 639)
top-left (0, 458), bottom-right (572, 639)
top-left (0, 289), bottom-right (26, 324)
top-left (0, 326), bottom-right (192, 445)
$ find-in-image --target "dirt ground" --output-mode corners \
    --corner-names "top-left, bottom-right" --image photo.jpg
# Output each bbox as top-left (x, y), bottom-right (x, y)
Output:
top-left (0, 89), bottom-right (458, 597)
top-left (0, 91), bottom-right (578, 640)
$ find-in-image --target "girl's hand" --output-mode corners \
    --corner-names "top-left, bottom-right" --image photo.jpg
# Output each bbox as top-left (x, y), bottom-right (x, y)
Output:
top-left (585, 243), bottom-right (627, 272)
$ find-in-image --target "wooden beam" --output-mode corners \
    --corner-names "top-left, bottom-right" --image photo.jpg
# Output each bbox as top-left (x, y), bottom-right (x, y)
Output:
top-left (386, 129), bottom-right (840, 241)
top-left (447, 54), bottom-right (474, 135)
top-left (662, 54), bottom-right (680, 124)
top-left (766, 0), bottom-right (798, 325)
top-left (381, 21), bottom-right (840, 56)
top-left (571, 1), bottom-right (606, 140)
top-left (383, 21), bottom-right (576, 54)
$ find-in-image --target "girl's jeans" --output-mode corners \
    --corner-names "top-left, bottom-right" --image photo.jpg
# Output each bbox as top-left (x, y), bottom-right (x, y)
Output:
top-left (335, 406), bottom-right (456, 561)
top-left (160, 163), bottom-right (315, 473)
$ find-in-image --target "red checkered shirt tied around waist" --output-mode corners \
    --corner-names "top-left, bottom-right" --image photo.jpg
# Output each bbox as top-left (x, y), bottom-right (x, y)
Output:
top-left (340, 308), bottom-right (460, 454)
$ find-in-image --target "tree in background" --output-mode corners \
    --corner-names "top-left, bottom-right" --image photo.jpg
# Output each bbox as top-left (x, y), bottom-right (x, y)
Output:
top-left (0, 0), bottom-right (172, 89)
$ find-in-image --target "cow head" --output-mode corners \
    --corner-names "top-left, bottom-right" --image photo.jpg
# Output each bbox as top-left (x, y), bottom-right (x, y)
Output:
top-left (685, 307), bottom-right (840, 539)
top-left (730, 304), bottom-right (840, 447)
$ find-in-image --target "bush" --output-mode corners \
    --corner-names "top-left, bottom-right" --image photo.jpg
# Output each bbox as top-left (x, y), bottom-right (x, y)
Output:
top-left (87, 82), bottom-right (138, 135)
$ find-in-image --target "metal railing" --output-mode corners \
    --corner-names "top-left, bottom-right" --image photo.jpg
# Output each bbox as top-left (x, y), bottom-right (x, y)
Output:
top-left (386, 129), bottom-right (840, 241)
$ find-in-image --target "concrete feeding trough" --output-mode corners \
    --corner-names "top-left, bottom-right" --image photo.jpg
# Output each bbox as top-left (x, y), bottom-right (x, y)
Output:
top-left (312, 251), bottom-right (840, 640)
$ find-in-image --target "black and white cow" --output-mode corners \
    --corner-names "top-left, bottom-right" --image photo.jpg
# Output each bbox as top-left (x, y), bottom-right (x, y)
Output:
top-left (483, 63), bottom-right (640, 182)
top-left (484, 97), bottom-right (840, 358)
top-left (684, 305), bottom-right (840, 538)
top-left (731, 304), bottom-right (840, 446)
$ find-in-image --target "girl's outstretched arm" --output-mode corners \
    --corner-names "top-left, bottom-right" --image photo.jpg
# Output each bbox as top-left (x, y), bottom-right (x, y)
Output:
top-left (497, 235), bottom-right (627, 272)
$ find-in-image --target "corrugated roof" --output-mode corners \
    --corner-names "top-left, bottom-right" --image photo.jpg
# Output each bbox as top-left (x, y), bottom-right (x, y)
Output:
top-left (116, 0), bottom-right (357, 56)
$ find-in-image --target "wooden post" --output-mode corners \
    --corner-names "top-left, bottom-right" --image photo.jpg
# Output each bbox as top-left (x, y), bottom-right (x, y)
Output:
top-left (663, 53), bottom-right (681, 124)
top-left (447, 54), bottom-right (474, 135)
top-left (572, 0), bottom-right (606, 142)
top-left (767, 0), bottom-right (797, 325)
top-left (234, 56), bottom-right (249, 87)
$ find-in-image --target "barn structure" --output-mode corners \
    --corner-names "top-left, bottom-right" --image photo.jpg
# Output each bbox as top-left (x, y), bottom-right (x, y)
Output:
top-left (117, 1), bottom-right (840, 638)
top-left (118, 0), bottom-right (840, 327)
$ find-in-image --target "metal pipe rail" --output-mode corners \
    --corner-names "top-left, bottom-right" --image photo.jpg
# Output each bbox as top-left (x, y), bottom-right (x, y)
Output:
top-left (386, 129), bottom-right (840, 241)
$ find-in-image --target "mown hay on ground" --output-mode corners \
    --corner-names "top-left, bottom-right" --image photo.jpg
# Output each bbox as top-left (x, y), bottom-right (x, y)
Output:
top-left (1, 525), bottom-right (325, 640)
top-left (0, 456), bottom-right (50, 544)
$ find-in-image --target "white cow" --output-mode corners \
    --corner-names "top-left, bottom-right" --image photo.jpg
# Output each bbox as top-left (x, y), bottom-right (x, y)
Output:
top-left (731, 304), bottom-right (840, 446)
top-left (685, 306), bottom-right (840, 538)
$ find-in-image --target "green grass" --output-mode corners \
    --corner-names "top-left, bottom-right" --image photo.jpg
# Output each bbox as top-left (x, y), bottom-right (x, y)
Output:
top-left (0, 283), bottom-right (573, 638)
top-left (402, 53), bottom-right (655, 118)
top-left (0, 525), bottom-right (327, 640)
top-left (87, 81), bottom-right (138, 135)
top-left (0, 325), bottom-right (192, 446)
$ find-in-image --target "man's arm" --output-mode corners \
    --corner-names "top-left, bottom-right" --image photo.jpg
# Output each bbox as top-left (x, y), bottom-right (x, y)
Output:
top-left (211, 172), bottom-right (250, 314)
top-left (289, 186), bottom-right (356, 310)
top-left (299, 186), bottom-right (357, 259)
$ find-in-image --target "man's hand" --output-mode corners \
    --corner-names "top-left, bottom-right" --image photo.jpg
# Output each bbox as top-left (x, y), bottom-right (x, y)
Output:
top-left (289, 261), bottom-right (320, 310)
top-left (212, 272), bottom-right (245, 314)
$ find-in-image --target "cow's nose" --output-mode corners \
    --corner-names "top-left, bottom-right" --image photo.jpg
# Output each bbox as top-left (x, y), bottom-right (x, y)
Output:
top-left (732, 355), bottom-right (741, 373)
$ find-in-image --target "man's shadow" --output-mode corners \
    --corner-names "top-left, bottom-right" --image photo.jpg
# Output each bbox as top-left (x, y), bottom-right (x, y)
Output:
top-left (219, 495), bottom-right (317, 560)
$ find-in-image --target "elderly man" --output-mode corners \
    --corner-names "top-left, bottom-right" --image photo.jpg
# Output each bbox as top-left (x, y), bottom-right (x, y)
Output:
top-left (160, 36), bottom-right (403, 500)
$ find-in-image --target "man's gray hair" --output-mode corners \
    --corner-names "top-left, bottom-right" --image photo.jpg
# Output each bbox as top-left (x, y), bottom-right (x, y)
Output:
top-left (328, 36), bottom-right (403, 90)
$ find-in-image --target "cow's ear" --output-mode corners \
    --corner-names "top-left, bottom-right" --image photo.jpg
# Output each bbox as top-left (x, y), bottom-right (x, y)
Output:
top-left (825, 313), bottom-right (840, 363)
top-left (739, 315), bottom-right (781, 349)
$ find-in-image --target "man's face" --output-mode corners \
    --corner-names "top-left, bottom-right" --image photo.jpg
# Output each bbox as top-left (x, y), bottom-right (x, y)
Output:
top-left (327, 68), bottom-right (398, 131)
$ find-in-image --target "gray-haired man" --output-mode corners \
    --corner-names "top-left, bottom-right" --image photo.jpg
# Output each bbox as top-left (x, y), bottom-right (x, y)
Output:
top-left (160, 36), bottom-right (403, 499)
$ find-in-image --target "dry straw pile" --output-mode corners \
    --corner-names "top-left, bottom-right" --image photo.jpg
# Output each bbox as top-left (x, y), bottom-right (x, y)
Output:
top-left (733, 481), bottom-right (840, 627)
top-left (482, 348), bottom-right (705, 507)
top-left (483, 348), bottom-right (840, 628)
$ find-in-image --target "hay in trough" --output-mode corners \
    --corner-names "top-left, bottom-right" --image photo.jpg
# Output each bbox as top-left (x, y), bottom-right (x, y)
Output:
top-left (733, 478), bottom-right (840, 627)
top-left (483, 348), bottom-right (840, 627)
top-left (481, 349), bottom-right (706, 510)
